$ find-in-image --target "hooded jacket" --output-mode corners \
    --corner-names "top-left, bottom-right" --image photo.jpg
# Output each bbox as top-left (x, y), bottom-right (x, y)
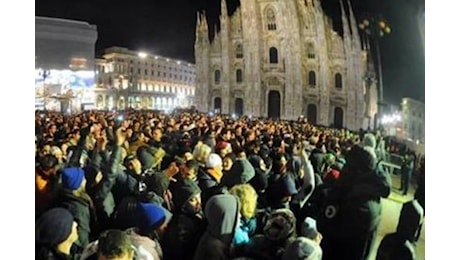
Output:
top-left (194, 194), bottom-right (240, 260)
top-left (247, 155), bottom-right (269, 195)
top-left (197, 166), bottom-right (220, 191)
top-left (308, 148), bottom-right (325, 175)
top-left (327, 145), bottom-right (391, 234)
top-left (163, 178), bottom-right (206, 260)
top-left (221, 158), bottom-right (256, 189)
top-left (320, 145), bottom-right (391, 260)
top-left (54, 189), bottom-right (94, 249)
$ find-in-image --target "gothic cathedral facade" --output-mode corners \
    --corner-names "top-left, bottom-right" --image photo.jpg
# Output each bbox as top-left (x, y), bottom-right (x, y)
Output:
top-left (194, 0), bottom-right (378, 130)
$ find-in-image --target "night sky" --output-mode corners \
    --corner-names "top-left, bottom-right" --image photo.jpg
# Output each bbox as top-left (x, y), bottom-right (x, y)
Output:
top-left (35, 0), bottom-right (424, 106)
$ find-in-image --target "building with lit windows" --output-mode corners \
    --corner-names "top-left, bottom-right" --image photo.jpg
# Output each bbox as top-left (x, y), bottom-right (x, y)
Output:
top-left (94, 47), bottom-right (196, 111)
top-left (401, 97), bottom-right (424, 144)
top-left (195, 0), bottom-right (379, 130)
top-left (35, 16), bottom-right (98, 112)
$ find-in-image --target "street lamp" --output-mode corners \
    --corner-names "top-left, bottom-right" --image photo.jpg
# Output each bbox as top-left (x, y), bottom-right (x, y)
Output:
top-left (359, 15), bottom-right (391, 129)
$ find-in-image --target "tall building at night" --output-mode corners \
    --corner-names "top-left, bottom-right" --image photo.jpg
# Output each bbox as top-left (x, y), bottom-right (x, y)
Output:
top-left (401, 97), bottom-right (424, 144)
top-left (35, 16), bottom-right (98, 112)
top-left (95, 47), bottom-right (196, 110)
top-left (194, 0), bottom-right (378, 130)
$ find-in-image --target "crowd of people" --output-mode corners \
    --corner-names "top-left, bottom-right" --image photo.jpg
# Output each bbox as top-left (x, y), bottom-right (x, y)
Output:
top-left (35, 109), bottom-right (424, 260)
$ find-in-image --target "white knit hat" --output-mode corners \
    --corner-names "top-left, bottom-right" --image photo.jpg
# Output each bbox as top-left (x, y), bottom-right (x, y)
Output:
top-left (206, 153), bottom-right (223, 168)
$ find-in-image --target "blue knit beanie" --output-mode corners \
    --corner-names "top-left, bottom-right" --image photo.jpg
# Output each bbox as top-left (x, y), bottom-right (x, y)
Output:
top-left (61, 167), bottom-right (85, 190)
top-left (137, 203), bottom-right (166, 233)
top-left (36, 208), bottom-right (74, 247)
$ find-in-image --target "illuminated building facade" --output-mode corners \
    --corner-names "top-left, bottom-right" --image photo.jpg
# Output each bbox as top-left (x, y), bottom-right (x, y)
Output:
top-left (94, 47), bottom-right (196, 111)
top-left (195, 0), bottom-right (379, 130)
top-left (401, 97), bottom-right (424, 144)
top-left (35, 16), bottom-right (98, 112)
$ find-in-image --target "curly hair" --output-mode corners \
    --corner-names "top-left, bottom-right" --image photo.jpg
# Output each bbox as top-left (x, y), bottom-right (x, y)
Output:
top-left (229, 184), bottom-right (258, 219)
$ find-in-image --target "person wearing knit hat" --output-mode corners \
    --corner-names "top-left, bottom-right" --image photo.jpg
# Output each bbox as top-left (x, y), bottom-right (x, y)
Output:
top-left (171, 178), bottom-right (202, 214)
top-left (118, 202), bottom-right (169, 260)
top-left (61, 167), bottom-right (85, 191)
top-left (55, 167), bottom-right (94, 249)
top-left (137, 202), bottom-right (171, 237)
top-left (206, 153), bottom-right (223, 169)
top-left (300, 217), bottom-right (322, 244)
top-left (137, 146), bottom-right (164, 172)
top-left (36, 208), bottom-right (79, 259)
top-left (282, 237), bottom-right (323, 260)
top-left (162, 179), bottom-right (206, 260)
top-left (245, 209), bottom-right (297, 259)
top-left (197, 153), bottom-right (224, 191)
top-left (264, 209), bottom-right (297, 242)
top-left (216, 141), bottom-right (232, 158)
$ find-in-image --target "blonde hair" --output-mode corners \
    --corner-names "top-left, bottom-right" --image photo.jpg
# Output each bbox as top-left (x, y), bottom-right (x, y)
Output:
top-left (229, 184), bottom-right (258, 219)
top-left (193, 143), bottom-right (212, 164)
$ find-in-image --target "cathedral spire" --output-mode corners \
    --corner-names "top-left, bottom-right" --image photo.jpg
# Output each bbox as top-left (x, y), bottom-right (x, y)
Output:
top-left (314, 0), bottom-right (322, 12)
top-left (200, 11), bottom-right (209, 33)
top-left (219, 0), bottom-right (230, 40)
top-left (221, 0), bottom-right (228, 17)
top-left (347, 0), bottom-right (361, 49)
top-left (195, 11), bottom-right (201, 41)
top-left (340, 0), bottom-right (351, 41)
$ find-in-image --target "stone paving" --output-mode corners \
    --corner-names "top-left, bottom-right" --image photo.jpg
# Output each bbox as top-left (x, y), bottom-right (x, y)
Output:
top-left (368, 174), bottom-right (425, 259)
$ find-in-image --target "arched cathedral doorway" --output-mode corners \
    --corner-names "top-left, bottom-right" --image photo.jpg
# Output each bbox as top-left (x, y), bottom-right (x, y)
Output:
top-left (268, 91), bottom-right (281, 119)
top-left (307, 104), bottom-right (317, 125)
top-left (334, 107), bottom-right (344, 129)
top-left (235, 98), bottom-right (244, 116)
top-left (214, 97), bottom-right (222, 113)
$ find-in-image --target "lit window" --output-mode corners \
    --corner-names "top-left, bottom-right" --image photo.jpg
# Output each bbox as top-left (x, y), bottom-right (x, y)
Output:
top-left (69, 57), bottom-right (88, 69)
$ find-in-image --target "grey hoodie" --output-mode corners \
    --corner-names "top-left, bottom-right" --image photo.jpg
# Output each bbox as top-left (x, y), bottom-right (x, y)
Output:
top-left (222, 158), bottom-right (256, 189)
top-left (194, 194), bottom-right (240, 260)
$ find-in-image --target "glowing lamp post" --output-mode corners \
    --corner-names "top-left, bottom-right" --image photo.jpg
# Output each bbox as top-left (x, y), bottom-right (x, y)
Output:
top-left (359, 15), bottom-right (391, 129)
